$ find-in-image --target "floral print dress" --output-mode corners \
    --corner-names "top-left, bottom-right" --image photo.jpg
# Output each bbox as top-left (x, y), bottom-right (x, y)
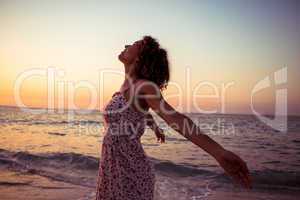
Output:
top-left (95, 91), bottom-right (156, 200)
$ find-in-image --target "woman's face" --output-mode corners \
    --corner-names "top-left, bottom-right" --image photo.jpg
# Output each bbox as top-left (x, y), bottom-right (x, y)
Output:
top-left (118, 40), bottom-right (143, 65)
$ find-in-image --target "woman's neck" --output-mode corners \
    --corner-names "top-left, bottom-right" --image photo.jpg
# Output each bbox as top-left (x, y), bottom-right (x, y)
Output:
top-left (122, 74), bottom-right (138, 92)
top-left (124, 63), bottom-right (138, 84)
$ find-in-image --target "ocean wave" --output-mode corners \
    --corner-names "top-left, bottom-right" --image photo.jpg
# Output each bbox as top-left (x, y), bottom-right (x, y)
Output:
top-left (1, 148), bottom-right (300, 189)
top-left (0, 149), bottom-right (99, 187)
top-left (153, 160), bottom-right (215, 177)
top-left (251, 169), bottom-right (300, 188)
top-left (0, 148), bottom-right (99, 171)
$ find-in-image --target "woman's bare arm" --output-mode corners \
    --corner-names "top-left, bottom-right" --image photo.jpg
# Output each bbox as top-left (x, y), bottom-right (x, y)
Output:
top-left (136, 80), bottom-right (252, 188)
top-left (139, 81), bottom-right (225, 157)
top-left (145, 113), bottom-right (165, 143)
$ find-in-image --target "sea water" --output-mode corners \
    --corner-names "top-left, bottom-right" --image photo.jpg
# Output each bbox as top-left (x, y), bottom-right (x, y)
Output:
top-left (0, 106), bottom-right (300, 199)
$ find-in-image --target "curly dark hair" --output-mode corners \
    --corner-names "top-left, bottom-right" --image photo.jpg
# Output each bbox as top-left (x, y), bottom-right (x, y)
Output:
top-left (133, 35), bottom-right (170, 91)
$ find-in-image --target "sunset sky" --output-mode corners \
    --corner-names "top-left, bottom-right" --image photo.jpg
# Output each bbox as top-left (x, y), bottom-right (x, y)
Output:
top-left (0, 0), bottom-right (299, 115)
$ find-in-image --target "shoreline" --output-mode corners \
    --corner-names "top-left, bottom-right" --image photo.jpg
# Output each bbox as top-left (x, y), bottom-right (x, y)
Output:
top-left (1, 168), bottom-right (300, 200)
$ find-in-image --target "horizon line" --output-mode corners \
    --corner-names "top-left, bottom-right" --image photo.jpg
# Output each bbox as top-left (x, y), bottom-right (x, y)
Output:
top-left (0, 104), bottom-right (298, 117)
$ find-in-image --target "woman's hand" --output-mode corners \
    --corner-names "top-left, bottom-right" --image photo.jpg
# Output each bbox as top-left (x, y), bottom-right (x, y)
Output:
top-left (216, 149), bottom-right (252, 189)
top-left (154, 127), bottom-right (165, 143)
top-left (144, 112), bottom-right (165, 143)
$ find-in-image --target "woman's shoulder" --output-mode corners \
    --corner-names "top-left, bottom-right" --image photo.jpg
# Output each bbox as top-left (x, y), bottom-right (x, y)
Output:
top-left (134, 79), bottom-right (161, 96)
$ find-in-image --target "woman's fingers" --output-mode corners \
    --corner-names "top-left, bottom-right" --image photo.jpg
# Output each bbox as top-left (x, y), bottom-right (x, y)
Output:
top-left (227, 165), bottom-right (251, 189)
top-left (223, 169), bottom-right (239, 186)
top-left (221, 152), bottom-right (252, 189)
top-left (238, 171), bottom-right (251, 189)
top-left (156, 131), bottom-right (165, 143)
top-left (230, 172), bottom-right (243, 187)
top-left (155, 128), bottom-right (165, 143)
top-left (157, 136), bottom-right (162, 143)
top-left (240, 162), bottom-right (252, 188)
top-left (235, 164), bottom-right (252, 189)
top-left (243, 171), bottom-right (252, 188)
top-left (231, 170), bottom-right (248, 189)
top-left (233, 156), bottom-right (252, 189)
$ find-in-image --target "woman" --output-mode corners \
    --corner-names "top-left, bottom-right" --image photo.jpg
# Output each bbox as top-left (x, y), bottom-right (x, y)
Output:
top-left (96, 36), bottom-right (252, 200)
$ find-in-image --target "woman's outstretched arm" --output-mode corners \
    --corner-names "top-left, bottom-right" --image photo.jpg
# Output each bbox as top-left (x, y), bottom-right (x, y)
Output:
top-left (145, 112), bottom-right (165, 143)
top-left (137, 80), bottom-right (252, 189)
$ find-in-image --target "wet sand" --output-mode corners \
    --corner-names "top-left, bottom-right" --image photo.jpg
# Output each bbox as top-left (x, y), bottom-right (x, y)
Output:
top-left (0, 170), bottom-right (94, 200)
top-left (1, 169), bottom-right (300, 200)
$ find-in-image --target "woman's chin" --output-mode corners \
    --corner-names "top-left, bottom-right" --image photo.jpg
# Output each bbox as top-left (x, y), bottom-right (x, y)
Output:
top-left (118, 54), bottom-right (122, 60)
top-left (118, 54), bottom-right (125, 63)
